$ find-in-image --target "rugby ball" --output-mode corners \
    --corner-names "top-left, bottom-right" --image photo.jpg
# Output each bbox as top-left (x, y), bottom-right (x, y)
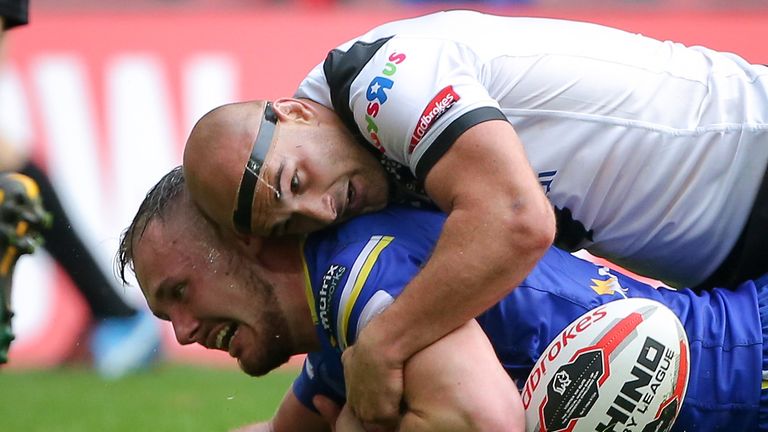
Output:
top-left (522, 298), bottom-right (689, 432)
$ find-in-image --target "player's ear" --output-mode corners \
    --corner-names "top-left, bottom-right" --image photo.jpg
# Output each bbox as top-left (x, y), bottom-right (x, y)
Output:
top-left (272, 98), bottom-right (316, 124)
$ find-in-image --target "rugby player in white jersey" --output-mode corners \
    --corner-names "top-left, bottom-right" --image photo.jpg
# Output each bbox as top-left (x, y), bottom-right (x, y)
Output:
top-left (182, 10), bottom-right (768, 428)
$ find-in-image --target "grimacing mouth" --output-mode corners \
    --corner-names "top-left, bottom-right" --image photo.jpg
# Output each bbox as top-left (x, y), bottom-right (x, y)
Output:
top-left (210, 321), bottom-right (239, 352)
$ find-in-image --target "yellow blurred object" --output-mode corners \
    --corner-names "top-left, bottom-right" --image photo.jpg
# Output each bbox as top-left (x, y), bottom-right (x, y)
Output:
top-left (0, 172), bottom-right (51, 364)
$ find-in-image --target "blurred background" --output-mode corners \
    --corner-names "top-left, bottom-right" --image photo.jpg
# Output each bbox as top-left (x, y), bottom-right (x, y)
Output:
top-left (1, 0), bottom-right (767, 430)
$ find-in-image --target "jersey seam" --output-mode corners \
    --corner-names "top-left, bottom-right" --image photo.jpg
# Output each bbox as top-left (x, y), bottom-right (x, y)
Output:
top-left (503, 108), bottom-right (768, 135)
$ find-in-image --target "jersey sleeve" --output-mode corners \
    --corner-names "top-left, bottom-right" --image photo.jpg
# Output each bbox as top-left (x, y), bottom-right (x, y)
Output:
top-left (291, 356), bottom-right (322, 412)
top-left (322, 35), bottom-right (507, 182)
top-left (314, 234), bottom-right (424, 351)
top-left (293, 235), bottom-right (419, 411)
top-left (291, 353), bottom-right (347, 413)
top-left (294, 232), bottom-right (428, 411)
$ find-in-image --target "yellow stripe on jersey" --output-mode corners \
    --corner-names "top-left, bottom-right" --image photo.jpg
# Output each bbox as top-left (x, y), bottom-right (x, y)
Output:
top-left (300, 238), bottom-right (319, 325)
top-left (337, 235), bottom-right (394, 349)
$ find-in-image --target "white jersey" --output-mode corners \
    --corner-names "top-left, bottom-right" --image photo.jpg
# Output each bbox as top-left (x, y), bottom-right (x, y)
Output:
top-left (295, 10), bottom-right (768, 287)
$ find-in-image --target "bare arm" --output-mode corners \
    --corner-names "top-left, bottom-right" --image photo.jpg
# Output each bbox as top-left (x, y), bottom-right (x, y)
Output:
top-left (231, 387), bottom-right (331, 432)
top-left (322, 320), bottom-right (524, 432)
top-left (399, 319), bottom-right (524, 432)
top-left (344, 120), bottom-right (555, 425)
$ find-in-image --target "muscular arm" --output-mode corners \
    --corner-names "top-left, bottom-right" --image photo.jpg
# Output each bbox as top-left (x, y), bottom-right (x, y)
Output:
top-left (326, 320), bottom-right (524, 432)
top-left (399, 319), bottom-right (524, 432)
top-left (345, 120), bottom-right (554, 424)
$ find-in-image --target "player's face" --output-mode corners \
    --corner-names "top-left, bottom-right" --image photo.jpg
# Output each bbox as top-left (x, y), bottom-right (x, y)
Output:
top-left (247, 139), bottom-right (387, 237)
top-left (133, 207), bottom-right (295, 377)
top-left (234, 102), bottom-right (390, 237)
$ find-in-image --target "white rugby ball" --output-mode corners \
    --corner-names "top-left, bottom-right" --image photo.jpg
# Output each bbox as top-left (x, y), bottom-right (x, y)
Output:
top-left (522, 298), bottom-right (689, 432)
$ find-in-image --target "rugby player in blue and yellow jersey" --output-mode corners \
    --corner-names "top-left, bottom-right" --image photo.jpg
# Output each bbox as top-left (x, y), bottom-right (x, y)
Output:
top-left (120, 167), bottom-right (768, 432)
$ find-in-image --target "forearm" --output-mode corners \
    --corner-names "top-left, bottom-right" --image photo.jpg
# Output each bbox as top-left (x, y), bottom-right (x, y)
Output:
top-left (367, 200), bottom-right (553, 362)
top-left (341, 119), bottom-right (553, 426)
top-left (367, 119), bottom-right (554, 363)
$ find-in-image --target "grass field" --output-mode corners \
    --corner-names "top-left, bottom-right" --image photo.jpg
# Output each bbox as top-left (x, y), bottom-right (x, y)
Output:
top-left (0, 363), bottom-right (296, 431)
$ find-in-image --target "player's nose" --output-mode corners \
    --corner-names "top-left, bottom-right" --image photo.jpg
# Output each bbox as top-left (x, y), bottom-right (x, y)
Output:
top-left (296, 193), bottom-right (337, 226)
top-left (169, 311), bottom-right (200, 346)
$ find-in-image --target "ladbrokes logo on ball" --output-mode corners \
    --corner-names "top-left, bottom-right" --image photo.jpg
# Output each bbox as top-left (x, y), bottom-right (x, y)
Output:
top-left (522, 307), bottom-right (608, 409)
top-left (522, 299), bottom-right (689, 432)
top-left (409, 85), bottom-right (460, 153)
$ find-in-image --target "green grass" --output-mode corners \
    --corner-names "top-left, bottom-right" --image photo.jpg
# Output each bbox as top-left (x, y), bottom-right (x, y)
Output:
top-left (0, 363), bottom-right (296, 432)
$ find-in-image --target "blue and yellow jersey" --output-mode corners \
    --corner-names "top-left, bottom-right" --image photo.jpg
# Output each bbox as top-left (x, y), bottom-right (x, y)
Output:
top-left (292, 205), bottom-right (765, 430)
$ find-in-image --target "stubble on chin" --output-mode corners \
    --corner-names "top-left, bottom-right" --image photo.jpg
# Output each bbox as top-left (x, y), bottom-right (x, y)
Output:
top-left (236, 256), bottom-right (296, 377)
top-left (237, 343), bottom-right (293, 377)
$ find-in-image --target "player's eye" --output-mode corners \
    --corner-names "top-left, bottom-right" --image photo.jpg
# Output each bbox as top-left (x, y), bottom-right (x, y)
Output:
top-left (290, 173), bottom-right (300, 193)
top-left (171, 284), bottom-right (186, 301)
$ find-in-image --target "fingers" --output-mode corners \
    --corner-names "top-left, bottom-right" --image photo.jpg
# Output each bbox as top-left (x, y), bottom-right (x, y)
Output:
top-left (342, 345), bottom-right (404, 430)
top-left (336, 404), bottom-right (373, 432)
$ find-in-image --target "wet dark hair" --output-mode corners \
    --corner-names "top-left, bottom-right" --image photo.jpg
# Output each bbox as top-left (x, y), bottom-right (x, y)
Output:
top-left (115, 165), bottom-right (185, 285)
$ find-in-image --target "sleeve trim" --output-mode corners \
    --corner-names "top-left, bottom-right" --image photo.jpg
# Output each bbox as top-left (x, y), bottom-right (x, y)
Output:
top-left (415, 106), bottom-right (508, 182)
top-left (336, 235), bottom-right (394, 349)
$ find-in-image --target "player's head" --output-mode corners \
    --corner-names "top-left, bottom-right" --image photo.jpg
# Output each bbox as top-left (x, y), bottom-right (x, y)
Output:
top-left (183, 99), bottom-right (389, 239)
top-left (117, 166), bottom-right (312, 376)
